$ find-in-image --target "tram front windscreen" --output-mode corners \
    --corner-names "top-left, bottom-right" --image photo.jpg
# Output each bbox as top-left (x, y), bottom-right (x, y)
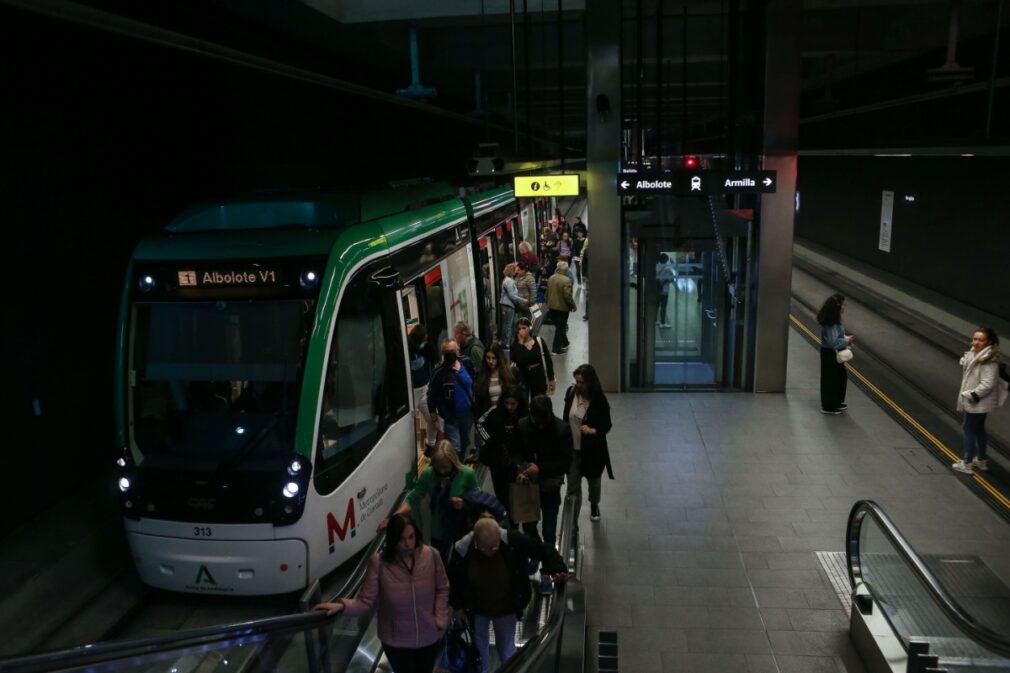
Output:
top-left (129, 299), bottom-right (314, 470)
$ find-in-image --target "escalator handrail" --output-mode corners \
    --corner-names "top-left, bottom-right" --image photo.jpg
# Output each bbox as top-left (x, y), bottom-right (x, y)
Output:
top-left (847, 499), bottom-right (1010, 658)
top-left (0, 490), bottom-right (408, 673)
top-left (495, 494), bottom-right (580, 673)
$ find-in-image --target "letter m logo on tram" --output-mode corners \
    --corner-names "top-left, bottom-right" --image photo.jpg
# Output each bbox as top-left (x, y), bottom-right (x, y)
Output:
top-left (327, 499), bottom-right (356, 552)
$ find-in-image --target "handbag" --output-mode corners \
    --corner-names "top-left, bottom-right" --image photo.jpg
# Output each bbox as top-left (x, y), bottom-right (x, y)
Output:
top-left (539, 475), bottom-right (565, 491)
top-left (836, 348), bottom-right (853, 364)
top-left (509, 481), bottom-right (541, 523)
top-left (444, 623), bottom-right (481, 673)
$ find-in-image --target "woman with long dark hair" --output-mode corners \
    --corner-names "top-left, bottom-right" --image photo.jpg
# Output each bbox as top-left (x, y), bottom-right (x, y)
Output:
top-left (816, 293), bottom-right (854, 414)
top-left (473, 341), bottom-right (517, 420)
top-left (952, 327), bottom-right (1006, 474)
top-left (510, 317), bottom-right (555, 403)
top-left (563, 364), bottom-right (613, 522)
top-left (314, 514), bottom-right (449, 673)
top-left (477, 384), bottom-right (530, 511)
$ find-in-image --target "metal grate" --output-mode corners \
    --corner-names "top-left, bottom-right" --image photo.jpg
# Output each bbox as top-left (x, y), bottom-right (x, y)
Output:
top-left (816, 551), bottom-right (853, 612)
top-left (598, 630), bottom-right (618, 672)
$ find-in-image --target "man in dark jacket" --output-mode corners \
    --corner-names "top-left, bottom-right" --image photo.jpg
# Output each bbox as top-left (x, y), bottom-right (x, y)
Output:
top-left (448, 516), bottom-right (569, 671)
top-left (454, 322), bottom-right (485, 376)
top-left (516, 394), bottom-right (572, 548)
top-left (428, 339), bottom-right (477, 458)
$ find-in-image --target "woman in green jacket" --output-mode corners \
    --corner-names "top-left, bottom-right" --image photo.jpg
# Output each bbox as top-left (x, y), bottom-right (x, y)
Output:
top-left (384, 440), bottom-right (479, 561)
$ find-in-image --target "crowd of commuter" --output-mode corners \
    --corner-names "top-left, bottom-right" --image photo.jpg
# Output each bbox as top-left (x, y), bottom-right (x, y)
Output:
top-left (315, 206), bottom-right (613, 673)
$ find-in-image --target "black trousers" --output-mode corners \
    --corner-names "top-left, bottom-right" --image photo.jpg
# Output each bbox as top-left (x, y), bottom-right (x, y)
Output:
top-left (550, 309), bottom-right (570, 351)
top-left (384, 640), bottom-right (442, 673)
top-left (820, 348), bottom-right (848, 411)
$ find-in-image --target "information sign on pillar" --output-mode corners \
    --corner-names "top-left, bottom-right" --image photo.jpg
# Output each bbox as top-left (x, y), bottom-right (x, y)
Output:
top-left (617, 171), bottom-right (776, 195)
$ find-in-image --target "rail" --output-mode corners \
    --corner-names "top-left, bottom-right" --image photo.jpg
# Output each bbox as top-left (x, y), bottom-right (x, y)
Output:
top-left (0, 491), bottom-right (407, 673)
top-left (847, 499), bottom-right (1010, 659)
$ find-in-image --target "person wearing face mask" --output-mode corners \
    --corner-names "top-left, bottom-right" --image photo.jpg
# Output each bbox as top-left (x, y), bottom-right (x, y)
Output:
top-left (427, 339), bottom-right (477, 458)
top-left (516, 395), bottom-right (572, 550)
top-left (952, 327), bottom-right (1007, 474)
top-left (477, 385), bottom-right (530, 510)
top-left (384, 441), bottom-right (479, 561)
top-left (563, 364), bottom-right (613, 523)
top-left (447, 514), bottom-right (569, 673)
top-left (314, 513), bottom-right (449, 673)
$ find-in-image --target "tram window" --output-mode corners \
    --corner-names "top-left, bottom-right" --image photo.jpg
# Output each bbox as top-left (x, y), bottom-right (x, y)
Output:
top-left (129, 300), bottom-right (310, 468)
top-left (314, 272), bottom-right (408, 494)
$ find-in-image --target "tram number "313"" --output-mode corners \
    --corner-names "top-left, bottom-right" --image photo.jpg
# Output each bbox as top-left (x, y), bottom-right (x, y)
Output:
top-left (193, 527), bottom-right (213, 537)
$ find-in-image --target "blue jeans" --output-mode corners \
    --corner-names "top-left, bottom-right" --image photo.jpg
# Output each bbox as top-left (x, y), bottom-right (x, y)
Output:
top-left (472, 613), bottom-right (517, 673)
top-left (501, 305), bottom-right (517, 346)
top-left (444, 414), bottom-right (474, 458)
top-left (963, 412), bottom-right (988, 462)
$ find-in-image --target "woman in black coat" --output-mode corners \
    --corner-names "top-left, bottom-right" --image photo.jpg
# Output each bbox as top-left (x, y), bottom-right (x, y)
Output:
top-left (477, 385), bottom-right (529, 511)
top-left (562, 363), bottom-right (613, 522)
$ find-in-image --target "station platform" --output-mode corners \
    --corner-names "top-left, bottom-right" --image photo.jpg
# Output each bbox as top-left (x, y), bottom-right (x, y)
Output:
top-left (544, 274), bottom-right (1010, 673)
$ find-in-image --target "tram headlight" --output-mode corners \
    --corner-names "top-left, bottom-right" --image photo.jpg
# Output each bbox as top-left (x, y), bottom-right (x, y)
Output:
top-left (282, 482), bottom-right (300, 498)
top-left (287, 456), bottom-right (308, 476)
top-left (119, 477), bottom-right (131, 492)
top-left (138, 275), bottom-right (156, 292)
top-left (299, 269), bottom-right (320, 289)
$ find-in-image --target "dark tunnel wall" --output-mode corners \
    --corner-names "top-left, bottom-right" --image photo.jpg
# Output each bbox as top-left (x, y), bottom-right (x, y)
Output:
top-left (795, 155), bottom-right (1009, 321)
top-left (0, 7), bottom-right (501, 534)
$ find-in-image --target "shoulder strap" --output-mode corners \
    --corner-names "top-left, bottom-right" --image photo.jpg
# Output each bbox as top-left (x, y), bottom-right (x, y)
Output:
top-left (537, 337), bottom-right (548, 375)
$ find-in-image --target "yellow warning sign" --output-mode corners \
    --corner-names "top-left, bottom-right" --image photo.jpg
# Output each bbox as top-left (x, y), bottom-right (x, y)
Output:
top-left (513, 175), bottom-right (580, 198)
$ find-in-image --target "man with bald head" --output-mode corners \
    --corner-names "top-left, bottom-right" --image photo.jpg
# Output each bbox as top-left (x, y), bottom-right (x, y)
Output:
top-left (448, 515), bottom-right (569, 672)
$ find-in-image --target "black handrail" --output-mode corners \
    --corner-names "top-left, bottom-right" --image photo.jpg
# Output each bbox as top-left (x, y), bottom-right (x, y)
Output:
top-left (0, 491), bottom-right (407, 673)
top-left (847, 499), bottom-right (1010, 658)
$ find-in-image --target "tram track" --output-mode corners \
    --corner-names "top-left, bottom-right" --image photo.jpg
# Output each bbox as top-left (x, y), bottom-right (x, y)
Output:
top-left (790, 262), bottom-right (1010, 521)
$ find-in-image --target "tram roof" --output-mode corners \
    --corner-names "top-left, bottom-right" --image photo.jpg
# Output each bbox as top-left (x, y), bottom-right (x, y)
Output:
top-left (165, 183), bottom-right (459, 234)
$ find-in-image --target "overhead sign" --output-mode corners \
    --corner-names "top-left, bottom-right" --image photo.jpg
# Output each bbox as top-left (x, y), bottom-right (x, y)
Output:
top-left (617, 170), bottom-right (777, 195)
top-left (514, 175), bottom-right (580, 197)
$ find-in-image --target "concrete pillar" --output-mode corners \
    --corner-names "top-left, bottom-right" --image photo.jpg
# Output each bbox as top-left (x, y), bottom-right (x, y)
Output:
top-left (585, 0), bottom-right (622, 392)
top-left (753, 0), bottom-right (801, 392)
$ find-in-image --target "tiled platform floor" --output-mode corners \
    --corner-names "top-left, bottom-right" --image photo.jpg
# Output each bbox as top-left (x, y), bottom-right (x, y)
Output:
top-left (541, 302), bottom-right (1010, 673)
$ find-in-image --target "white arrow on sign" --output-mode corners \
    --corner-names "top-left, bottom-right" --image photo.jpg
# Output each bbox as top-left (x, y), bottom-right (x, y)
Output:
top-left (763, 177), bottom-right (773, 187)
top-left (620, 180), bottom-right (630, 189)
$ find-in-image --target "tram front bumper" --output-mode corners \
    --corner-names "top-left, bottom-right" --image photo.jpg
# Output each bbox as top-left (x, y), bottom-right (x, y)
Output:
top-left (127, 531), bottom-right (308, 596)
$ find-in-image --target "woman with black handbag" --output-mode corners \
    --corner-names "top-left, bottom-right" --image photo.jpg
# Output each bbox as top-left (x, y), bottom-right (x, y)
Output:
top-left (563, 364), bottom-right (614, 523)
top-left (477, 385), bottom-right (529, 512)
top-left (816, 293), bottom-right (855, 415)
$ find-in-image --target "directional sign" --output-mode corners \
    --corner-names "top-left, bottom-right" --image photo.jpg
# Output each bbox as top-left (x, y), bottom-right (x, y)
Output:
top-left (514, 175), bottom-right (580, 198)
top-left (618, 170), bottom-right (776, 195)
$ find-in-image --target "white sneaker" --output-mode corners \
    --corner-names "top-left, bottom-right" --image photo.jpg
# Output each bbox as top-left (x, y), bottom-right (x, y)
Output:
top-left (972, 459), bottom-right (989, 471)
top-left (952, 460), bottom-right (974, 475)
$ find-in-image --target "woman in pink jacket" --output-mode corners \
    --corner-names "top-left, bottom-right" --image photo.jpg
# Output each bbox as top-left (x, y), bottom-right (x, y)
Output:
top-left (315, 514), bottom-right (449, 673)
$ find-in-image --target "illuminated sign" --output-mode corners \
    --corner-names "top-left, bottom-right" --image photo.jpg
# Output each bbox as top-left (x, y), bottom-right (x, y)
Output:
top-left (617, 171), bottom-right (777, 195)
top-left (177, 268), bottom-right (280, 287)
top-left (514, 175), bottom-right (580, 197)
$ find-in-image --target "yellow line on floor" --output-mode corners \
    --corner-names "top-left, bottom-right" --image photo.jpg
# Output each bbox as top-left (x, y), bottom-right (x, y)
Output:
top-left (788, 314), bottom-right (1010, 511)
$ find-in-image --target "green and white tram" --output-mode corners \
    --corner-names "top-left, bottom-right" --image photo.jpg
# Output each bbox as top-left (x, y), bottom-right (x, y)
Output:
top-left (114, 184), bottom-right (533, 595)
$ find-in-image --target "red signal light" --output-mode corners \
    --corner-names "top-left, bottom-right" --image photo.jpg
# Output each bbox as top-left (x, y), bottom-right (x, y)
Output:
top-left (683, 155), bottom-right (699, 169)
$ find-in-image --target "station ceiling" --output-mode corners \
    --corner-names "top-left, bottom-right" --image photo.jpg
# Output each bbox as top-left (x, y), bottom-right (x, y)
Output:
top-left (15, 0), bottom-right (1009, 154)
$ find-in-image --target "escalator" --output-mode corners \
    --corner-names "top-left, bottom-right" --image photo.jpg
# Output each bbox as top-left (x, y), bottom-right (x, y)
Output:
top-left (0, 497), bottom-right (585, 673)
top-left (847, 500), bottom-right (1010, 672)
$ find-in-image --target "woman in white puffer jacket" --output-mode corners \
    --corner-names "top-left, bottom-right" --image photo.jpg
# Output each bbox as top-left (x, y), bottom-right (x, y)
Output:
top-left (952, 327), bottom-right (1007, 474)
